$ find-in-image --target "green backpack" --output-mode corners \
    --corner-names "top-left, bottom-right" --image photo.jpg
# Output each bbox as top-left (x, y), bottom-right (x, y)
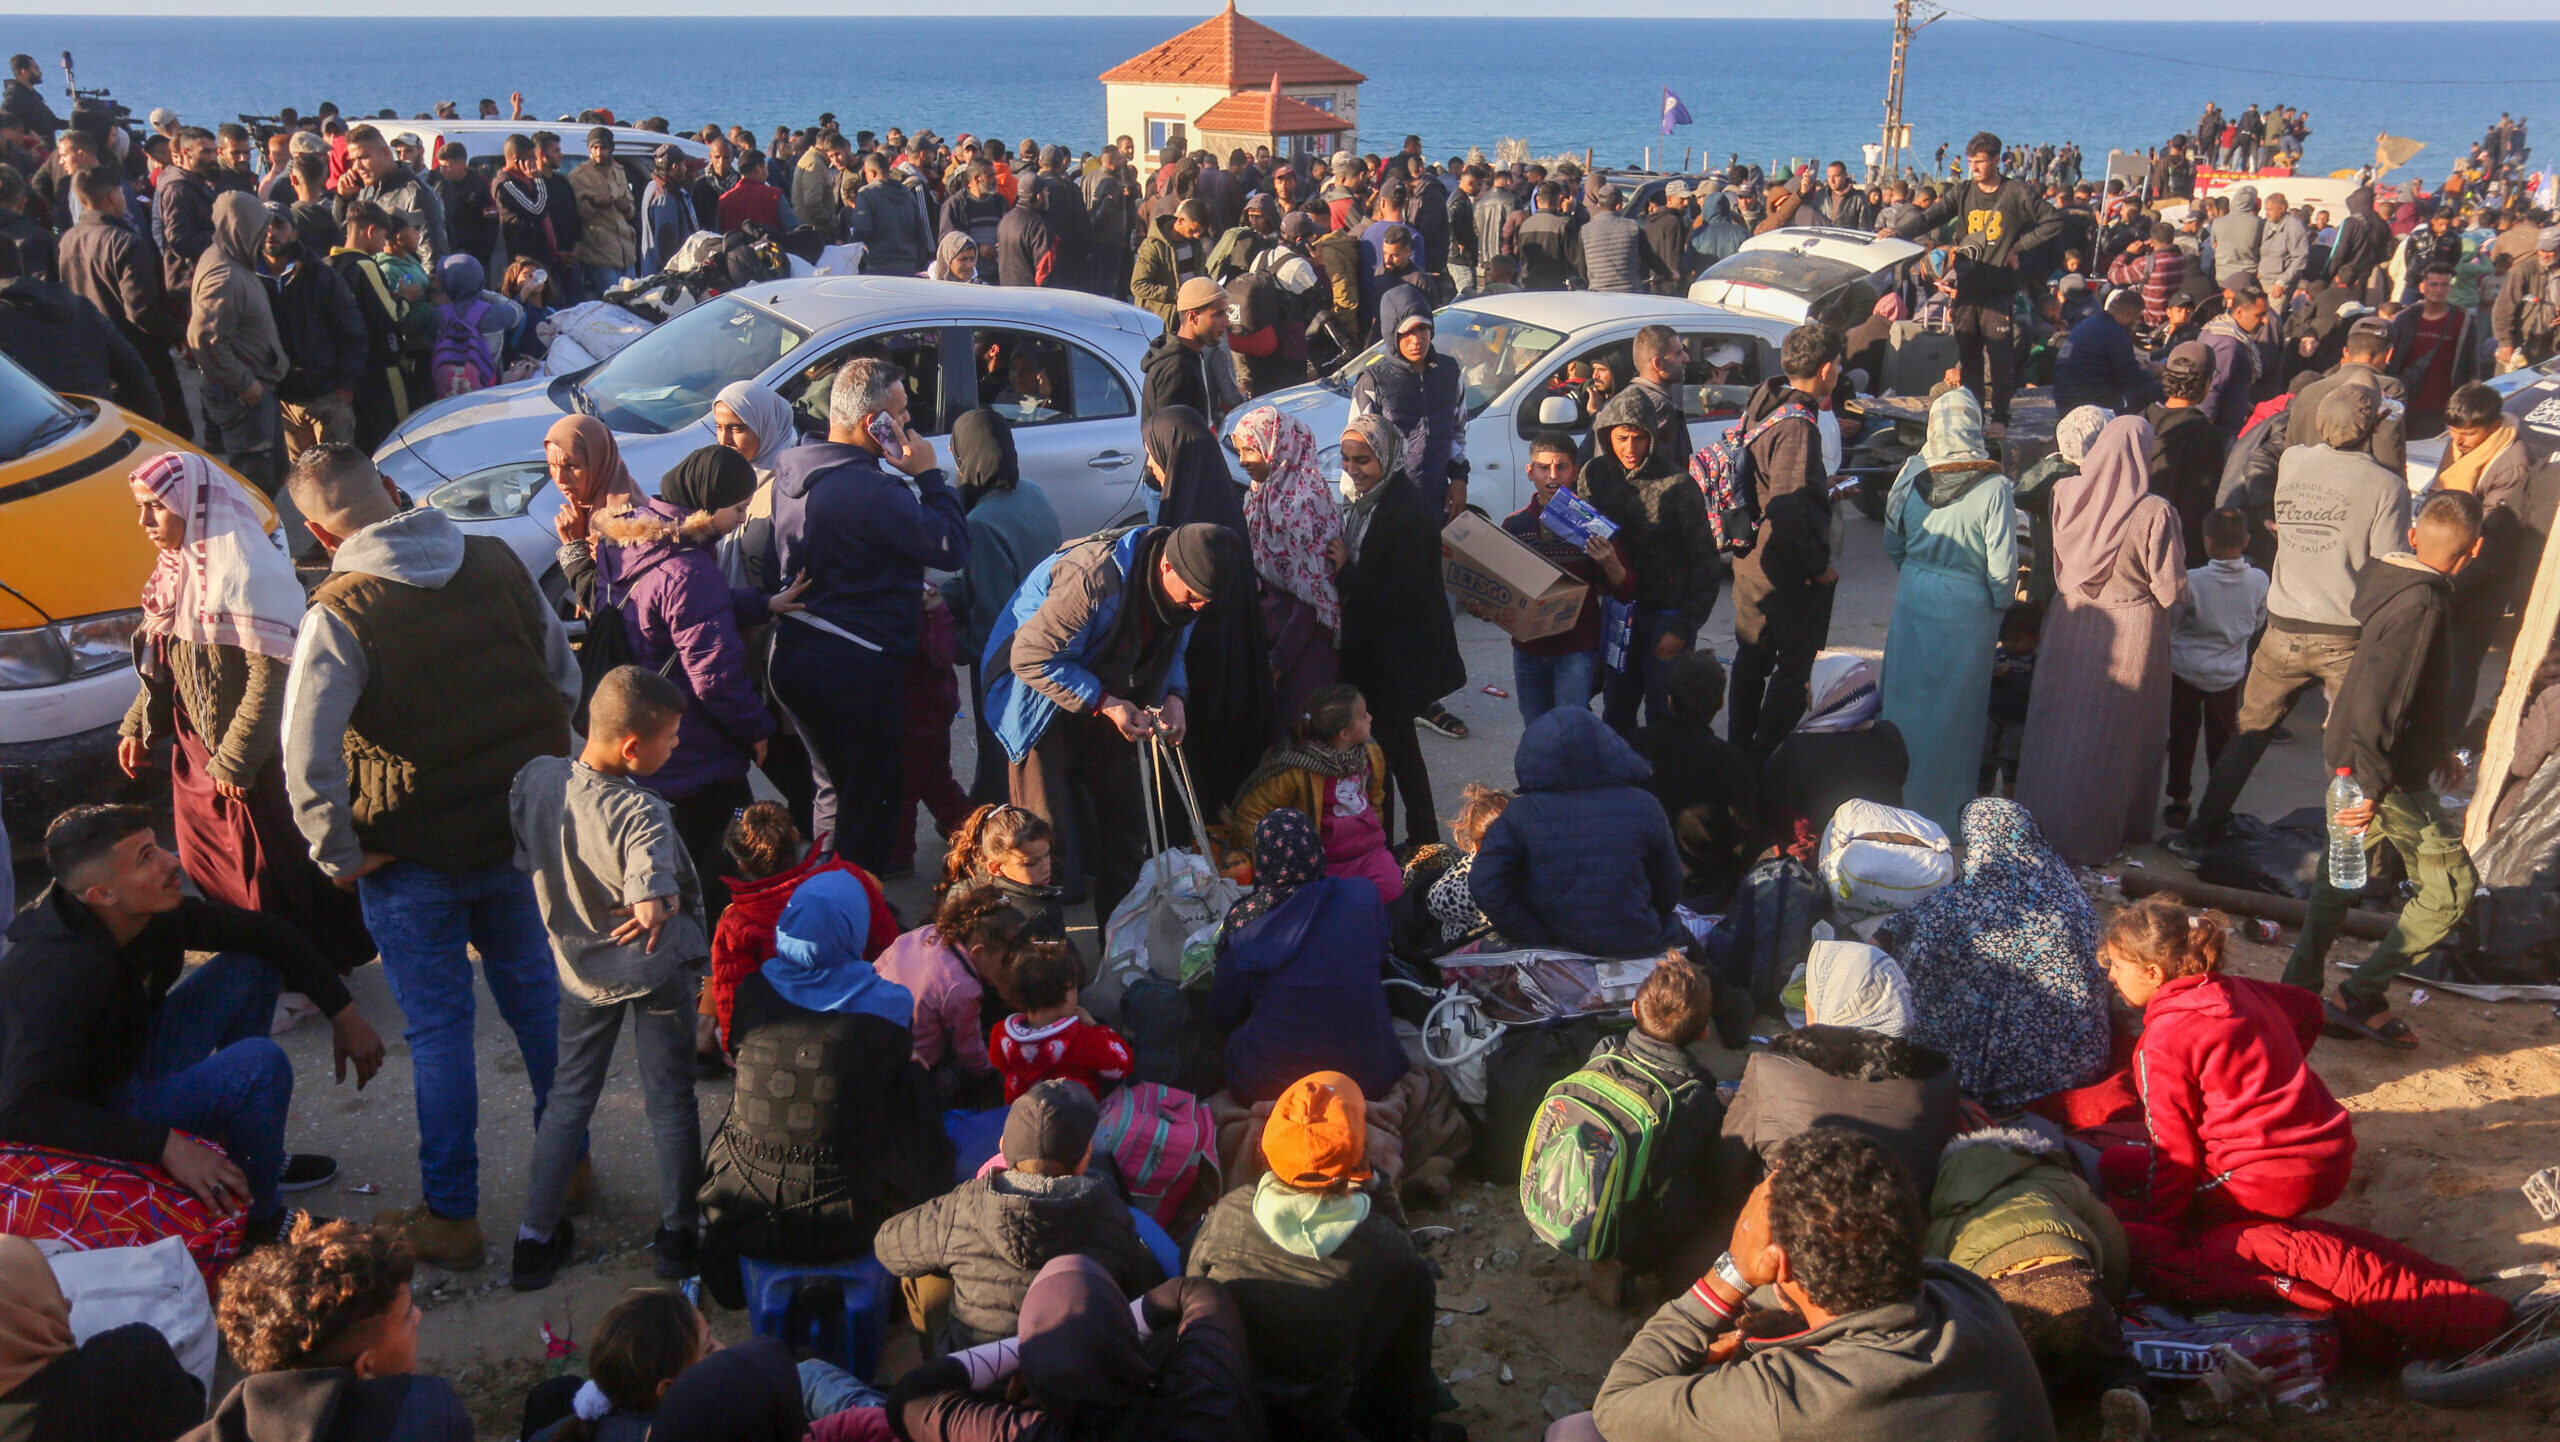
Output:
top-left (1518, 1045), bottom-right (1693, 1261)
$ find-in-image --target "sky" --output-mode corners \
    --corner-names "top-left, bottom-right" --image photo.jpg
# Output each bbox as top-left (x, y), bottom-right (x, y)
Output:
top-left (1, 2), bottom-right (2554, 16)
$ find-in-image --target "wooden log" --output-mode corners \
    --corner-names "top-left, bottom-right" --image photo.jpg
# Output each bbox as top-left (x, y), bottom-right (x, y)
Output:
top-left (2118, 869), bottom-right (2396, 941)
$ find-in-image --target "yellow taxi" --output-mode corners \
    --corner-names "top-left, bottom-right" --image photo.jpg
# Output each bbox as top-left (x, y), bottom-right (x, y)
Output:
top-left (0, 353), bottom-right (273, 856)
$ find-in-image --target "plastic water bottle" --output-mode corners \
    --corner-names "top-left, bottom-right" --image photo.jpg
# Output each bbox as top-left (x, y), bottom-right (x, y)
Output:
top-left (2326, 768), bottom-right (2368, 892)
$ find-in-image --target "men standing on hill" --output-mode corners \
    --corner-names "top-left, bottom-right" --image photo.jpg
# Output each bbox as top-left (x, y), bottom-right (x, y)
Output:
top-left (1887, 131), bottom-right (2060, 427)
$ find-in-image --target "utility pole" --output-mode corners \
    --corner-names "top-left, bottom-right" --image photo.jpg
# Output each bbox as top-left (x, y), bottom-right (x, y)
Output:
top-left (1881, 0), bottom-right (1940, 180)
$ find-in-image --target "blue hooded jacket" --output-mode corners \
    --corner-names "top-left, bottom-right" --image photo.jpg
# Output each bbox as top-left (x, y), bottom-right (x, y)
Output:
top-left (1469, 708), bottom-right (1685, 955)
top-left (980, 528), bottom-right (1193, 763)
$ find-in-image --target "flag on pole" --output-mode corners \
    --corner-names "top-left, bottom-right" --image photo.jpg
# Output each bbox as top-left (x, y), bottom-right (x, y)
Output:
top-left (1661, 88), bottom-right (1692, 137)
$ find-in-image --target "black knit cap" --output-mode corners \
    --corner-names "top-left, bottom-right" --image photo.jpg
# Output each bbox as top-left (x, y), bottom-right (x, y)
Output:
top-left (1162, 523), bottom-right (1224, 603)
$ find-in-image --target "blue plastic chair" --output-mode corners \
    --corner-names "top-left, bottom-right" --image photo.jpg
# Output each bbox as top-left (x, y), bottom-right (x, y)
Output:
top-left (739, 1254), bottom-right (895, 1381)
top-left (1131, 1210), bottom-right (1182, 1279)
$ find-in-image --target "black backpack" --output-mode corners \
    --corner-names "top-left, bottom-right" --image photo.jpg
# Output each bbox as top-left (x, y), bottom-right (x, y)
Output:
top-left (572, 551), bottom-right (679, 734)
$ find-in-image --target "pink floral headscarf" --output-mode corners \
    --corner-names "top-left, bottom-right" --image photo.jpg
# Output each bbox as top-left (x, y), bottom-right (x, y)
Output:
top-left (1233, 405), bottom-right (1341, 635)
top-left (135, 451), bottom-right (303, 660)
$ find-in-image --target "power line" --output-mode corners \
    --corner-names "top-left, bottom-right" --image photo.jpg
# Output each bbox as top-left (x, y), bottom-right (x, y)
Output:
top-left (1932, 8), bottom-right (2560, 87)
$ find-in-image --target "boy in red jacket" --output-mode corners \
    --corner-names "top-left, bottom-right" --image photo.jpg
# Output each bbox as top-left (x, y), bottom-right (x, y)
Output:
top-left (702, 802), bottom-right (897, 1051)
top-left (990, 941), bottom-right (1133, 1102)
top-left (2097, 897), bottom-right (2355, 1236)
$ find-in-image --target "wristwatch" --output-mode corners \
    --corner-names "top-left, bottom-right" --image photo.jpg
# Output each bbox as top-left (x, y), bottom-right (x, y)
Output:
top-left (1711, 1250), bottom-right (1749, 1296)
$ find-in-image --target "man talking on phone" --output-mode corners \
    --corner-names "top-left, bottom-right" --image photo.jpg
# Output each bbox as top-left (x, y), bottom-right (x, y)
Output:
top-left (766, 356), bottom-right (969, 872)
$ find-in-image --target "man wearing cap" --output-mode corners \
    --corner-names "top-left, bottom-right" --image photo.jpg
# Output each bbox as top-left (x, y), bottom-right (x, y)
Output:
top-left (1886, 131), bottom-right (2061, 427)
top-left (1141, 276), bottom-right (1230, 424)
top-left (1186, 1071), bottom-right (1440, 1442)
top-left (1575, 184), bottom-right (1646, 295)
top-left (982, 520), bottom-right (1221, 923)
top-left (2491, 225), bottom-right (2560, 371)
top-left (2173, 385), bottom-right (2411, 854)
top-left (874, 1078), bottom-right (1163, 1353)
top-left (2287, 316), bottom-right (2407, 474)
top-left (2145, 341), bottom-right (2228, 562)
top-left (1351, 286), bottom-right (1468, 522)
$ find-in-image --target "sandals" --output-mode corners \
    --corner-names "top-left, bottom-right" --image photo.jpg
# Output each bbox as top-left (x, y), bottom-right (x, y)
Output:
top-left (2323, 993), bottom-right (2419, 1051)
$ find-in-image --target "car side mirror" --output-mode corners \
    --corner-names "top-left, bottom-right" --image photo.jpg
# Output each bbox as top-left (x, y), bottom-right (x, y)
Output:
top-left (1537, 395), bottom-right (1581, 428)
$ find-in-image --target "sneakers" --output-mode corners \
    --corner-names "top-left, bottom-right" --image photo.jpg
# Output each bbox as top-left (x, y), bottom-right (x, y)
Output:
top-left (510, 1218), bottom-right (577, 1292)
top-left (246, 1207), bottom-right (328, 1249)
top-left (279, 1153), bottom-right (338, 1193)
top-left (2160, 829), bottom-right (2207, 865)
top-left (374, 1204), bottom-right (487, 1271)
top-left (563, 1155), bottom-right (594, 1218)
top-left (653, 1224), bottom-right (699, 1280)
top-left (1420, 702), bottom-right (1469, 739)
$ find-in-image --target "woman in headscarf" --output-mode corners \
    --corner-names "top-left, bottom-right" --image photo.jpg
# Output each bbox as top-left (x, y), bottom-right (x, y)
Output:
top-left (1878, 797), bottom-right (2111, 1112)
top-left (926, 230), bottom-right (984, 283)
top-left (946, 407), bottom-right (1061, 805)
top-left (1763, 652), bottom-right (1909, 837)
top-left (1332, 413), bottom-right (1464, 848)
top-left (116, 452), bottom-right (373, 969)
top-left (710, 379), bottom-right (817, 830)
top-left (697, 870), bottom-right (948, 1310)
top-left (1880, 386), bottom-right (2018, 833)
top-left (0, 1235), bottom-right (202, 1441)
top-left (1209, 809), bottom-right (1405, 1107)
top-left (1231, 404), bottom-right (1342, 724)
top-left (1720, 940), bottom-right (1956, 1196)
top-left (648, 1337), bottom-right (804, 1442)
top-left (2014, 414), bottom-right (2187, 864)
top-left (547, 412), bottom-right (643, 612)
top-left (1143, 405), bottom-right (1275, 816)
top-left (2014, 404), bottom-right (2114, 609)
top-left (591, 444), bottom-right (784, 914)
top-left (883, 1255), bottom-right (1260, 1442)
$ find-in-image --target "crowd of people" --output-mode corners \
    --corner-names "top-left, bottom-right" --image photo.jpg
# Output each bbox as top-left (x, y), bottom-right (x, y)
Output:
top-left (0, 66), bottom-right (2555, 1442)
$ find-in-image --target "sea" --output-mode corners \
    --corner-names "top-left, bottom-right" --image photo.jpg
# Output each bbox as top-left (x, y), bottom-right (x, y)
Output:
top-left (21, 17), bottom-right (2560, 185)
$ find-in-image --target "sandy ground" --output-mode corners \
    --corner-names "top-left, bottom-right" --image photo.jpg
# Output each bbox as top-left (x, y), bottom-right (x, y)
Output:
top-left (100, 508), bottom-right (2560, 1437)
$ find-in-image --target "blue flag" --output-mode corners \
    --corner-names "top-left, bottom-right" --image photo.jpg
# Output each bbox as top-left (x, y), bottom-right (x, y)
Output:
top-left (1661, 88), bottom-right (1693, 137)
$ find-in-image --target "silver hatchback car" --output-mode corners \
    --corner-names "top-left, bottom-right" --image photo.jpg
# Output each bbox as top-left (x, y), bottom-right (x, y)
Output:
top-left (372, 276), bottom-right (1162, 611)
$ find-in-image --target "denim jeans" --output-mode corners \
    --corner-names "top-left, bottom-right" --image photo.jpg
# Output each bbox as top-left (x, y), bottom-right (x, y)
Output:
top-left (360, 860), bottom-right (561, 1219)
top-left (1603, 605), bottom-right (1696, 734)
top-left (1513, 647), bottom-right (1600, 726)
top-left (520, 975), bottom-right (700, 1239)
top-left (799, 1358), bottom-right (889, 1420)
top-left (113, 952), bottom-right (291, 1221)
top-left (579, 265), bottom-right (630, 299)
top-left (200, 381), bottom-right (281, 495)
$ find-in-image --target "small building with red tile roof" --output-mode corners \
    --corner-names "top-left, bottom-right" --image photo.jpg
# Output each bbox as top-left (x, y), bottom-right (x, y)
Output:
top-left (1100, 2), bottom-right (1363, 173)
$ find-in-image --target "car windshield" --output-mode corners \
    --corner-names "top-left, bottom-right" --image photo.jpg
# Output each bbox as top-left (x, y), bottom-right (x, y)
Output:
top-left (1323, 308), bottom-right (1567, 418)
top-left (572, 296), bottom-right (805, 434)
top-left (0, 354), bottom-right (87, 463)
top-left (1697, 248), bottom-right (1881, 302)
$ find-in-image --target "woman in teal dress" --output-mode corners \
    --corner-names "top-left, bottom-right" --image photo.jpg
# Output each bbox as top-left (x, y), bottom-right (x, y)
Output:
top-left (1880, 386), bottom-right (2018, 833)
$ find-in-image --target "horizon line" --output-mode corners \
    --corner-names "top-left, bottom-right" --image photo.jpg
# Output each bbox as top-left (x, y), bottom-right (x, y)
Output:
top-left (2, 7), bottom-right (2551, 19)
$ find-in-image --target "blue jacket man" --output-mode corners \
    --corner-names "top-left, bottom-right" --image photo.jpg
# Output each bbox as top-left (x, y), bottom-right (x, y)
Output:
top-left (2053, 292), bottom-right (2156, 415)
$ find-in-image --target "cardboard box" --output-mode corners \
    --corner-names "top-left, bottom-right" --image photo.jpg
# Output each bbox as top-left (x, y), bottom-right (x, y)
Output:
top-left (1441, 511), bottom-right (1588, 642)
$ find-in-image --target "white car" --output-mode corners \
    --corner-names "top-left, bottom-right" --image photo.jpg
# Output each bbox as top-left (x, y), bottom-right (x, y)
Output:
top-left (398, 118), bottom-right (708, 173)
top-left (372, 277), bottom-right (1162, 610)
top-left (1229, 291), bottom-right (1799, 520)
top-left (1687, 227), bottom-right (1924, 327)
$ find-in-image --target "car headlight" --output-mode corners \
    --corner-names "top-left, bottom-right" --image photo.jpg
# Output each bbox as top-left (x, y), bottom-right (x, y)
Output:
top-left (0, 608), bottom-right (142, 690)
top-left (426, 462), bottom-right (551, 521)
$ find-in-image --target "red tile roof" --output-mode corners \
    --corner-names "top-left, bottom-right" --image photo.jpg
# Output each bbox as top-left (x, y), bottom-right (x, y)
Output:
top-left (1099, 1), bottom-right (1366, 88)
top-left (1194, 86), bottom-right (1351, 136)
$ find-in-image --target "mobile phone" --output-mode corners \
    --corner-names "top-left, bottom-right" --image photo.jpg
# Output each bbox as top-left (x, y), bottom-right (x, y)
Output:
top-left (866, 410), bottom-right (903, 453)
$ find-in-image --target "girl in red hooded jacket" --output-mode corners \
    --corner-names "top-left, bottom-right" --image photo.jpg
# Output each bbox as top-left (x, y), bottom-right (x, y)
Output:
top-left (2099, 897), bottom-right (2356, 1235)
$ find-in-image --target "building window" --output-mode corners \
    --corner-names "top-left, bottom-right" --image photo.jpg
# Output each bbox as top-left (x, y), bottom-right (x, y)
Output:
top-left (1296, 94), bottom-right (1334, 113)
top-left (1145, 116), bottom-right (1187, 155)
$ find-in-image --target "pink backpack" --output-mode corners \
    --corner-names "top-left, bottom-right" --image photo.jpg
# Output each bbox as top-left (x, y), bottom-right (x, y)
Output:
top-left (1091, 1082), bottom-right (1219, 1226)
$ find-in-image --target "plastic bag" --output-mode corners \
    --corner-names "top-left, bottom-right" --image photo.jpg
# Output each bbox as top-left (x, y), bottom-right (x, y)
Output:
top-left (2195, 808), bottom-right (2328, 900)
top-left (1819, 799), bottom-right (1955, 918)
top-left (2120, 1300), bottom-right (2340, 1414)
top-left (44, 1235), bottom-right (220, 1393)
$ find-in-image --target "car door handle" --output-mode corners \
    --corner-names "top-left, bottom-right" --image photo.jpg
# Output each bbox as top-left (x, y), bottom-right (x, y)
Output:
top-left (1087, 451), bottom-right (1137, 469)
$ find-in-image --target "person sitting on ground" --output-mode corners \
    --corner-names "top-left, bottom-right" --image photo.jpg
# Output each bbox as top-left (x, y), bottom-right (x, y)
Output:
top-left (883, 1255), bottom-right (1260, 1442)
top-left (1761, 652), bottom-right (1908, 835)
top-left (200, 1218), bottom-right (474, 1442)
top-left (702, 801), bottom-right (896, 1053)
top-left (2098, 897), bottom-right (2354, 1238)
top-left (1211, 808), bottom-right (1410, 1108)
top-left (1632, 652), bottom-right (1767, 909)
top-left (874, 884), bottom-right (1047, 1110)
top-left (1876, 797), bottom-right (2113, 1113)
top-left (1419, 784), bottom-right (1511, 953)
top-left (1576, 959), bottom-right (1730, 1311)
top-left (1720, 941), bottom-right (1956, 1196)
top-left (1469, 707), bottom-right (1684, 956)
top-left (0, 804), bottom-right (386, 1242)
top-left (1187, 1072), bottom-right (1452, 1442)
top-left (991, 942), bottom-right (1133, 1104)
top-left (697, 868), bottom-right (950, 1310)
top-left (935, 803), bottom-right (1070, 945)
top-left (647, 1338), bottom-right (805, 1442)
top-left (506, 665), bottom-right (711, 1292)
top-left (875, 1079), bottom-right (1163, 1354)
top-left (1554, 1128), bottom-right (2057, 1442)
top-left (520, 1287), bottom-right (715, 1442)
top-left (1924, 1125), bottom-right (2149, 1422)
top-left (1228, 685), bottom-right (1402, 905)
top-left (0, 1235), bottom-right (201, 1442)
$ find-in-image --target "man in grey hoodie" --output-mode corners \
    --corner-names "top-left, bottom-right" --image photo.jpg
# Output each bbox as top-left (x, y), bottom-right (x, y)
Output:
top-left (2210, 185), bottom-right (2263, 290)
top-left (280, 444), bottom-right (580, 1272)
top-left (2173, 386), bottom-right (2412, 850)
top-left (187, 190), bottom-right (289, 491)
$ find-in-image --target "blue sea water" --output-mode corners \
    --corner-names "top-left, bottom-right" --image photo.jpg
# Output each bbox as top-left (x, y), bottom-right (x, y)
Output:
top-left (18, 17), bottom-right (2559, 184)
